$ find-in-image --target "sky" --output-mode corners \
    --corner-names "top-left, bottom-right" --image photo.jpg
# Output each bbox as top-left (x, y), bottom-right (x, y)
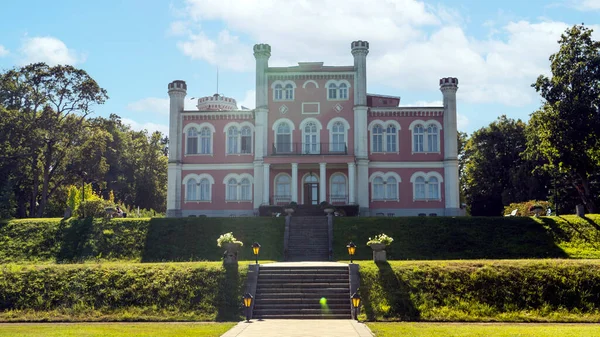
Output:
top-left (0, 0), bottom-right (599, 136)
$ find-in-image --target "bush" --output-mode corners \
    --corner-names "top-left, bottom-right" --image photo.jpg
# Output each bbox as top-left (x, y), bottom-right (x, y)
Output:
top-left (504, 200), bottom-right (551, 216)
top-left (76, 199), bottom-right (113, 218)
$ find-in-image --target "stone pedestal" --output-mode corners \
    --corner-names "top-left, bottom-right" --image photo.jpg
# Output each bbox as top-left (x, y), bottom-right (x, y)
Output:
top-left (370, 243), bottom-right (387, 262)
top-left (223, 242), bottom-right (242, 265)
top-left (576, 204), bottom-right (585, 217)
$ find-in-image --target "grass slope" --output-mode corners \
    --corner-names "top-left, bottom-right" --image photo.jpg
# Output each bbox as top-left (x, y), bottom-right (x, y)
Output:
top-left (0, 323), bottom-right (235, 337)
top-left (358, 259), bottom-right (600, 322)
top-left (334, 215), bottom-right (600, 260)
top-left (0, 262), bottom-right (249, 322)
top-left (367, 322), bottom-right (600, 337)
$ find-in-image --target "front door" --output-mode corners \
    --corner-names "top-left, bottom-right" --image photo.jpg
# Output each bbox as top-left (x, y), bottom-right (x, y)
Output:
top-left (304, 183), bottom-right (319, 205)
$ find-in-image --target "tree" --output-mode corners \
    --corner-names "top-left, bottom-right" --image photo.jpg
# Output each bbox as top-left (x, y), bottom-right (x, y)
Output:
top-left (463, 116), bottom-right (549, 216)
top-left (0, 63), bottom-right (109, 217)
top-left (528, 24), bottom-right (600, 213)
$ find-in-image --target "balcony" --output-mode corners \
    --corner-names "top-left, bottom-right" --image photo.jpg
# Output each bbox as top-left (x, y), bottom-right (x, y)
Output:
top-left (271, 142), bottom-right (348, 156)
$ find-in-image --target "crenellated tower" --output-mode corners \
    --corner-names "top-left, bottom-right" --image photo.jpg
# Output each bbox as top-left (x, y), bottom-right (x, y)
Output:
top-left (166, 80), bottom-right (187, 217)
top-left (253, 43), bottom-right (271, 207)
top-left (440, 77), bottom-right (460, 215)
top-left (351, 40), bottom-right (370, 215)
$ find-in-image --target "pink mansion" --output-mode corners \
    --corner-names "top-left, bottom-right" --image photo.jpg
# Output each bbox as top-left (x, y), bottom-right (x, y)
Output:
top-left (166, 41), bottom-right (460, 217)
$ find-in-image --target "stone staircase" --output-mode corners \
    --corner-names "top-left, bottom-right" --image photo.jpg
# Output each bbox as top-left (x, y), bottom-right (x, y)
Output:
top-left (287, 216), bottom-right (330, 261)
top-left (252, 265), bottom-right (351, 319)
top-left (293, 205), bottom-right (325, 216)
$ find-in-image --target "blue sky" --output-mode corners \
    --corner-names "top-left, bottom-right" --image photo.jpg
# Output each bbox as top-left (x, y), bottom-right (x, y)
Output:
top-left (0, 0), bottom-right (599, 136)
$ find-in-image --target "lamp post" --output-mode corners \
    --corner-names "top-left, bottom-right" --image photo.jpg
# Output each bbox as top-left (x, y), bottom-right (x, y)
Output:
top-left (243, 293), bottom-right (253, 322)
top-left (346, 242), bottom-right (356, 264)
top-left (351, 291), bottom-right (361, 320)
top-left (252, 242), bottom-right (261, 265)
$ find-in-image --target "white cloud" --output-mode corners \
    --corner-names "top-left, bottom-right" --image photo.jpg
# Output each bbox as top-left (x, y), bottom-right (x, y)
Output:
top-left (170, 0), bottom-right (597, 107)
top-left (237, 90), bottom-right (255, 109)
top-left (121, 117), bottom-right (169, 136)
top-left (19, 36), bottom-right (84, 66)
top-left (402, 100), bottom-right (443, 107)
top-left (571, 0), bottom-right (600, 10)
top-left (457, 113), bottom-right (469, 131)
top-left (0, 45), bottom-right (8, 57)
top-left (127, 97), bottom-right (170, 115)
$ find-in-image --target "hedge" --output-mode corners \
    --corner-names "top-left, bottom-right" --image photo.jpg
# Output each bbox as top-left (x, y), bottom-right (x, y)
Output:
top-left (359, 259), bottom-right (600, 322)
top-left (0, 262), bottom-right (246, 322)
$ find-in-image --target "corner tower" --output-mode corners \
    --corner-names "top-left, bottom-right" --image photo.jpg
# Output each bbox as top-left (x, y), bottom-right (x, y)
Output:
top-left (166, 80), bottom-right (187, 217)
top-left (440, 77), bottom-right (460, 215)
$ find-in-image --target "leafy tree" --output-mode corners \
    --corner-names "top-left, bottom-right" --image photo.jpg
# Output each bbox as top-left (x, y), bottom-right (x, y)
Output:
top-left (528, 24), bottom-right (600, 213)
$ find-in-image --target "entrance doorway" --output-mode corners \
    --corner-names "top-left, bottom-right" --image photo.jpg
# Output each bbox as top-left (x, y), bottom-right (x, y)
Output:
top-left (303, 174), bottom-right (319, 205)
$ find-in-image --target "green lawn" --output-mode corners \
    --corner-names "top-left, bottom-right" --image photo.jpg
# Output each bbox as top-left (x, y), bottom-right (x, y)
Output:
top-left (367, 322), bottom-right (600, 337)
top-left (0, 322), bottom-right (235, 337)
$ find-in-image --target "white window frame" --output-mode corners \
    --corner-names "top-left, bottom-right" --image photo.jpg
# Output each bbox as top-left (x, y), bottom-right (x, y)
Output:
top-left (329, 173), bottom-right (348, 204)
top-left (327, 117), bottom-right (350, 153)
top-left (182, 173), bottom-right (214, 202)
top-left (300, 118), bottom-right (323, 155)
top-left (272, 80), bottom-right (296, 102)
top-left (183, 123), bottom-right (215, 156)
top-left (274, 173), bottom-right (292, 204)
top-left (186, 127), bottom-right (198, 154)
top-left (368, 119), bottom-right (400, 154)
top-left (223, 122), bottom-right (254, 155)
top-left (409, 120), bottom-right (442, 154)
top-left (272, 118), bottom-right (296, 154)
top-left (369, 171), bottom-right (401, 202)
top-left (223, 173), bottom-right (254, 202)
top-left (325, 79), bottom-right (351, 101)
top-left (410, 171), bottom-right (443, 201)
top-left (301, 173), bottom-right (319, 205)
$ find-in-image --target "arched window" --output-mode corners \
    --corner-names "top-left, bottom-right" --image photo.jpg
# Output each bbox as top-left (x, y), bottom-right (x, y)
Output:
top-left (386, 124), bottom-right (397, 152)
top-left (227, 126), bottom-right (239, 154)
top-left (303, 121), bottom-right (319, 154)
top-left (240, 178), bottom-right (251, 200)
top-left (386, 177), bottom-right (397, 200)
top-left (275, 175), bottom-right (291, 205)
top-left (428, 176), bottom-right (439, 199)
top-left (186, 178), bottom-right (198, 201)
top-left (200, 127), bottom-right (212, 154)
top-left (284, 83), bottom-right (294, 100)
top-left (227, 178), bottom-right (238, 201)
top-left (274, 84), bottom-right (283, 100)
top-left (372, 124), bottom-right (384, 152)
top-left (241, 126), bottom-right (252, 154)
top-left (187, 127), bottom-right (198, 154)
top-left (199, 178), bottom-right (210, 201)
top-left (413, 124), bottom-right (424, 153)
top-left (330, 174), bottom-right (347, 204)
top-left (328, 83), bottom-right (337, 99)
top-left (427, 124), bottom-right (438, 152)
top-left (414, 176), bottom-right (426, 199)
top-left (332, 121), bottom-right (345, 152)
top-left (372, 177), bottom-right (384, 200)
top-left (276, 122), bottom-right (292, 153)
top-left (338, 83), bottom-right (348, 99)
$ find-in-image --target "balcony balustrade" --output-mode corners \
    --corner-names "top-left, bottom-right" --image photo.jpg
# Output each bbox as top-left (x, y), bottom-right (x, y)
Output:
top-left (270, 142), bottom-right (348, 156)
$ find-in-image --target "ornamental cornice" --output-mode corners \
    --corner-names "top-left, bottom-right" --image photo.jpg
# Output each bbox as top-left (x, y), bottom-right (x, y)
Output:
top-left (369, 109), bottom-right (444, 117)
top-left (182, 111), bottom-right (254, 121)
top-left (267, 73), bottom-right (354, 81)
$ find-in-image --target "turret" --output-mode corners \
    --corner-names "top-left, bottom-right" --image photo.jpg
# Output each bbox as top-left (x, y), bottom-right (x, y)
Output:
top-left (440, 77), bottom-right (460, 215)
top-left (351, 40), bottom-right (369, 106)
top-left (168, 80), bottom-right (187, 162)
top-left (254, 44), bottom-right (271, 109)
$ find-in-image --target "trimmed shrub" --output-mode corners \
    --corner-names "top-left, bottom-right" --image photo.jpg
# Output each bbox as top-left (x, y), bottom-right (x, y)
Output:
top-left (504, 200), bottom-right (551, 216)
top-left (76, 199), bottom-right (113, 218)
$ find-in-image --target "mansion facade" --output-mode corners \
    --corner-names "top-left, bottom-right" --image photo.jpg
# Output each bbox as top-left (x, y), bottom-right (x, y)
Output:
top-left (166, 41), bottom-right (461, 217)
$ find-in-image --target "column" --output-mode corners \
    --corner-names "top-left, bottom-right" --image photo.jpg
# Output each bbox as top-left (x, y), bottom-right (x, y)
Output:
top-left (263, 163), bottom-right (270, 204)
top-left (348, 162), bottom-right (356, 204)
top-left (319, 162), bottom-right (327, 203)
top-left (357, 159), bottom-right (369, 215)
top-left (253, 161), bottom-right (263, 208)
top-left (291, 163), bottom-right (298, 202)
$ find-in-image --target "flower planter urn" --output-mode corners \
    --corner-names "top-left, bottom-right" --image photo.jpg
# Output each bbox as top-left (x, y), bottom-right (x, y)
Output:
top-left (324, 208), bottom-right (335, 214)
top-left (284, 208), bottom-right (295, 215)
top-left (369, 243), bottom-right (387, 262)
top-left (223, 242), bottom-right (242, 264)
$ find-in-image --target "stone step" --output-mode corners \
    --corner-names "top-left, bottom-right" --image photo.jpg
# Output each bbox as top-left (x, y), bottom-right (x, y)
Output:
top-left (259, 267), bottom-right (347, 272)
top-left (253, 313), bottom-right (351, 319)
top-left (256, 287), bottom-right (350, 294)
top-left (254, 302), bottom-right (349, 309)
top-left (255, 297), bottom-right (350, 304)
top-left (256, 292), bottom-right (349, 299)
top-left (258, 274), bottom-right (347, 280)
top-left (253, 308), bottom-right (349, 315)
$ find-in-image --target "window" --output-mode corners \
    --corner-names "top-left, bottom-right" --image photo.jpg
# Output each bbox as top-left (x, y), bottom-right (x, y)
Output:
top-left (328, 83), bottom-right (337, 99)
top-left (427, 124), bottom-right (438, 152)
top-left (331, 122), bottom-right (345, 152)
top-left (274, 84), bottom-right (283, 100)
top-left (386, 124), bottom-right (397, 152)
top-left (275, 175), bottom-right (291, 203)
top-left (187, 179), bottom-right (198, 200)
top-left (413, 124), bottom-right (424, 152)
top-left (240, 178), bottom-right (251, 200)
top-left (372, 124), bottom-right (383, 152)
top-left (303, 121), bottom-right (319, 154)
top-left (330, 174), bottom-right (347, 204)
top-left (276, 122), bottom-right (292, 153)
top-left (284, 84), bottom-right (294, 100)
top-left (411, 172), bottom-right (442, 201)
top-left (339, 83), bottom-right (348, 99)
top-left (187, 128), bottom-right (198, 154)
top-left (227, 178), bottom-right (238, 201)
top-left (200, 127), bottom-right (212, 154)
top-left (241, 127), bottom-right (252, 154)
top-left (227, 126), bottom-right (239, 154)
top-left (184, 174), bottom-right (213, 202)
top-left (370, 172), bottom-right (401, 201)
top-left (223, 174), bottom-right (253, 201)
top-left (199, 179), bottom-right (210, 200)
